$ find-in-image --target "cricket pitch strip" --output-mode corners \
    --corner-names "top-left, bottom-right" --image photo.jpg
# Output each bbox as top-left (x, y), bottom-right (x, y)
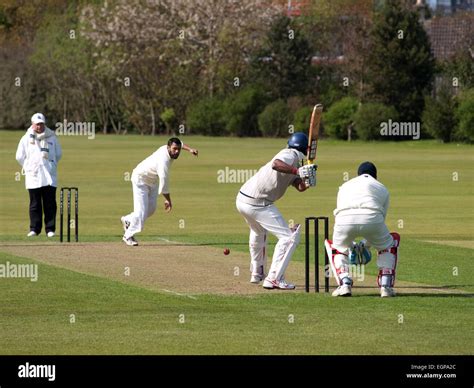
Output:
top-left (0, 242), bottom-right (469, 297)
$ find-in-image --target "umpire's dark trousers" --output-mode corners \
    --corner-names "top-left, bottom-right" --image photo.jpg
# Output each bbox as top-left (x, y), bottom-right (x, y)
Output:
top-left (28, 185), bottom-right (57, 234)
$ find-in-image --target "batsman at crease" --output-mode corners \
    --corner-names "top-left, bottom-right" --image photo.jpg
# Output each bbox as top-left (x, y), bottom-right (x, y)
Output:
top-left (236, 132), bottom-right (317, 290)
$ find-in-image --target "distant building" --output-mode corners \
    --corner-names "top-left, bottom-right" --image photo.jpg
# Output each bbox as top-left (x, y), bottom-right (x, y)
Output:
top-left (284, 0), bottom-right (473, 63)
top-left (426, 0), bottom-right (474, 14)
top-left (423, 12), bottom-right (474, 60)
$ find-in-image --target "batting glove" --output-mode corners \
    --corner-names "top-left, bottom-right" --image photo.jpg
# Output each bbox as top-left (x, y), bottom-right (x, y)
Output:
top-left (298, 164), bottom-right (317, 179)
top-left (298, 164), bottom-right (317, 187)
top-left (305, 173), bottom-right (317, 187)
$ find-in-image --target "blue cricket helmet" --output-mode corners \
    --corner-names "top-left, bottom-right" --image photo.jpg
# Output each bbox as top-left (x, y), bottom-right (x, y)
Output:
top-left (287, 132), bottom-right (308, 154)
top-left (358, 161), bottom-right (377, 179)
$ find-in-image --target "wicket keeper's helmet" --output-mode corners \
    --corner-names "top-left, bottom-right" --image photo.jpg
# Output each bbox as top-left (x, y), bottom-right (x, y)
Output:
top-left (358, 161), bottom-right (377, 179)
top-left (287, 132), bottom-right (308, 154)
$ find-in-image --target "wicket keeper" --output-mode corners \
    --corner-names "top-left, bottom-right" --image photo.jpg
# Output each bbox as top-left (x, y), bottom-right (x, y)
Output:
top-left (325, 162), bottom-right (400, 297)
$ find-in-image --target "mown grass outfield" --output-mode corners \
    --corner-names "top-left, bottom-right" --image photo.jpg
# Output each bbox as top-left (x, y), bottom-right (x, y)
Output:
top-left (0, 130), bottom-right (473, 354)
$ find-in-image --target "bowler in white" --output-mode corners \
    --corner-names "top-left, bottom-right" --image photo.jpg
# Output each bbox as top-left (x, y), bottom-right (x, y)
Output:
top-left (121, 137), bottom-right (198, 246)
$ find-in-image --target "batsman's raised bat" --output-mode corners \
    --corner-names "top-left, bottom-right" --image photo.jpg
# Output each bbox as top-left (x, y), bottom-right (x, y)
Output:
top-left (307, 104), bottom-right (323, 165)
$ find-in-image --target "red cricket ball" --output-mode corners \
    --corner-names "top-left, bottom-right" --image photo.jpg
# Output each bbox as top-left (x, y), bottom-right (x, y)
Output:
top-left (223, 248), bottom-right (230, 255)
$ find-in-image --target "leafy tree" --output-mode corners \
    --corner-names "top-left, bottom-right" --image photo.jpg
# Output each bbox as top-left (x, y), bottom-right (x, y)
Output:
top-left (224, 86), bottom-right (267, 136)
top-left (324, 97), bottom-right (359, 139)
top-left (293, 106), bottom-right (312, 133)
top-left (258, 99), bottom-right (293, 137)
top-left (454, 88), bottom-right (474, 143)
top-left (186, 97), bottom-right (226, 136)
top-left (0, 0), bottom-right (72, 129)
top-left (251, 15), bottom-right (312, 100)
top-left (160, 108), bottom-right (177, 135)
top-left (442, 49), bottom-right (474, 90)
top-left (353, 102), bottom-right (398, 140)
top-left (0, 0), bottom-right (69, 44)
top-left (81, 0), bottom-right (279, 132)
top-left (28, 6), bottom-right (127, 134)
top-left (422, 87), bottom-right (458, 143)
top-left (0, 45), bottom-right (40, 129)
top-left (366, 0), bottom-right (435, 122)
top-left (302, 0), bottom-right (374, 101)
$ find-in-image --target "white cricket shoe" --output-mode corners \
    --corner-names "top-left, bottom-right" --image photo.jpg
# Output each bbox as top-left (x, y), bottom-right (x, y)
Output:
top-left (121, 217), bottom-right (130, 233)
top-left (250, 264), bottom-right (265, 284)
top-left (27, 231), bottom-right (37, 237)
top-left (122, 236), bottom-right (138, 246)
top-left (263, 278), bottom-right (296, 290)
top-left (381, 287), bottom-right (396, 298)
top-left (47, 231), bottom-right (55, 238)
top-left (332, 284), bottom-right (352, 297)
top-left (250, 274), bottom-right (264, 284)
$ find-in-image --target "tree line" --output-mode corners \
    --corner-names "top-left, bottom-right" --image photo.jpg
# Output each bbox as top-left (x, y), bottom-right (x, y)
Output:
top-left (0, 0), bottom-right (472, 142)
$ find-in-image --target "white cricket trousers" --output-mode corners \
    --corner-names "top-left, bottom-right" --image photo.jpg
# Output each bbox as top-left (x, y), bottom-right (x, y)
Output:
top-left (236, 198), bottom-right (300, 282)
top-left (123, 177), bottom-right (158, 238)
top-left (331, 219), bottom-right (395, 284)
top-left (332, 222), bottom-right (393, 253)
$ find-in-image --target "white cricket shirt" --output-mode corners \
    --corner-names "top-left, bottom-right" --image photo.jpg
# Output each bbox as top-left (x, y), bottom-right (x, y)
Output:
top-left (132, 145), bottom-right (173, 194)
top-left (238, 148), bottom-right (304, 206)
top-left (334, 174), bottom-right (390, 224)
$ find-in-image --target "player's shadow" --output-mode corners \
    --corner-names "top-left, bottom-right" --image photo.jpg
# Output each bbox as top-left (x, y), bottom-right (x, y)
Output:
top-left (395, 285), bottom-right (474, 298)
top-left (396, 293), bottom-right (474, 298)
top-left (348, 285), bottom-right (474, 298)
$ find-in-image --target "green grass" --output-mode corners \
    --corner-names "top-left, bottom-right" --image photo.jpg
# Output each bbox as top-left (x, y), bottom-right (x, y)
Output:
top-left (1, 252), bottom-right (472, 355)
top-left (1, 132), bottom-right (473, 240)
top-left (0, 131), bottom-right (473, 354)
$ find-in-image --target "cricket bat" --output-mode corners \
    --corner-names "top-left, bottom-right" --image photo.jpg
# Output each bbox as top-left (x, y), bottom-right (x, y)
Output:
top-left (307, 104), bottom-right (323, 165)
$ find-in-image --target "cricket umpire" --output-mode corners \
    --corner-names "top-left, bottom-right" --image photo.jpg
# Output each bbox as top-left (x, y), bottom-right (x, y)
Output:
top-left (15, 113), bottom-right (62, 237)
